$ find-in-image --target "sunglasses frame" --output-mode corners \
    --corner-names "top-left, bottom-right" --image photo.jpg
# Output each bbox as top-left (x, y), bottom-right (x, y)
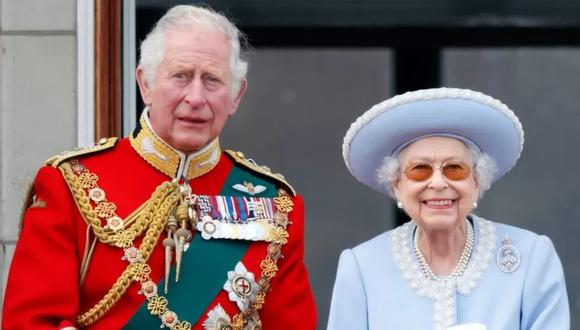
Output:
top-left (403, 160), bottom-right (472, 182)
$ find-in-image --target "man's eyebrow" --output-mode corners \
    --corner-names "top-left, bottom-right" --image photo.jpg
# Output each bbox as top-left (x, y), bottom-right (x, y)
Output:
top-left (171, 63), bottom-right (193, 71)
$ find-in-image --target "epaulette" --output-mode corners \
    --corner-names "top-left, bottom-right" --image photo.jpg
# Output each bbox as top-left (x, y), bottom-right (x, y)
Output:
top-left (45, 137), bottom-right (119, 168)
top-left (225, 149), bottom-right (296, 196)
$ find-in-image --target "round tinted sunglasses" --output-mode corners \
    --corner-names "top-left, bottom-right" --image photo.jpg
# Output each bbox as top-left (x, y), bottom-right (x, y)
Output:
top-left (403, 161), bottom-right (472, 181)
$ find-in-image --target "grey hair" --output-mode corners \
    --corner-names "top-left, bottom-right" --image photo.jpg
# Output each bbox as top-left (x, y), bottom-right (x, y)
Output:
top-left (139, 5), bottom-right (248, 94)
top-left (376, 142), bottom-right (498, 200)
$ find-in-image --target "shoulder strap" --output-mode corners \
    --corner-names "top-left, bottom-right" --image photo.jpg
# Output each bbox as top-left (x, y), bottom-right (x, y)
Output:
top-left (45, 137), bottom-right (119, 168)
top-left (224, 150), bottom-right (296, 196)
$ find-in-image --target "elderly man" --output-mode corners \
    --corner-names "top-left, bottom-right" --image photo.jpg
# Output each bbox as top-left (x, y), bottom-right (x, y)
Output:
top-left (2, 5), bottom-right (317, 330)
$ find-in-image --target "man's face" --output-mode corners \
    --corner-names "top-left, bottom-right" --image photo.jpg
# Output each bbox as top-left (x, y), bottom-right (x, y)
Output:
top-left (137, 24), bottom-right (246, 153)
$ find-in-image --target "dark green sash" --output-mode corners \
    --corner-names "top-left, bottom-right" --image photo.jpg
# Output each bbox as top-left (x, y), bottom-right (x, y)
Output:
top-left (124, 165), bottom-right (276, 329)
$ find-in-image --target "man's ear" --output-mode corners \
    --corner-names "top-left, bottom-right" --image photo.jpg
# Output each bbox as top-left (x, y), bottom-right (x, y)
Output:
top-left (229, 79), bottom-right (248, 115)
top-left (136, 65), bottom-right (153, 106)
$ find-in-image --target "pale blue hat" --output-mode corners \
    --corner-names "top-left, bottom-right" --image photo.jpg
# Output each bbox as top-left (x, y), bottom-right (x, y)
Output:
top-left (342, 88), bottom-right (524, 194)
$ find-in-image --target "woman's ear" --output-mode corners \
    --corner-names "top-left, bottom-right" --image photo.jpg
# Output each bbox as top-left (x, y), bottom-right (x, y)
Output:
top-left (393, 179), bottom-right (402, 201)
top-left (473, 174), bottom-right (480, 189)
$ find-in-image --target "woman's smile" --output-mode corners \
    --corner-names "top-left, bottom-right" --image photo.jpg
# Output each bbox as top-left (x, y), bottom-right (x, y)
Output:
top-left (422, 198), bottom-right (456, 209)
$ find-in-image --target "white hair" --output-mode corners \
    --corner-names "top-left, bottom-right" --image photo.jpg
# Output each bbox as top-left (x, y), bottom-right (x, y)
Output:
top-left (139, 5), bottom-right (248, 94)
top-left (376, 142), bottom-right (498, 200)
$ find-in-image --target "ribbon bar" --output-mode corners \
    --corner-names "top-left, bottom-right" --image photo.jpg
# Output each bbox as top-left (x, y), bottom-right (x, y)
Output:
top-left (195, 195), bottom-right (276, 223)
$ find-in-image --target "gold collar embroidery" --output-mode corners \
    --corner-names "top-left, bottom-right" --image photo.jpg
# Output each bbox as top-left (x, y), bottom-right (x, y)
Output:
top-left (130, 109), bottom-right (221, 180)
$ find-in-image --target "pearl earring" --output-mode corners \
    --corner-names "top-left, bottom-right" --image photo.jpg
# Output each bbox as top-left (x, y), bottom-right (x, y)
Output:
top-left (396, 201), bottom-right (403, 209)
top-left (473, 201), bottom-right (478, 209)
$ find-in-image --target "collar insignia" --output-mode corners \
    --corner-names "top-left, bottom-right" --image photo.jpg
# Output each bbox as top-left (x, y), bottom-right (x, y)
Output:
top-left (140, 136), bottom-right (167, 161)
top-left (130, 109), bottom-right (220, 180)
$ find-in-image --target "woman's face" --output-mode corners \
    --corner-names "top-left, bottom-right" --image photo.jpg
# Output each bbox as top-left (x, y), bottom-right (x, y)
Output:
top-left (394, 137), bottom-right (479, 232)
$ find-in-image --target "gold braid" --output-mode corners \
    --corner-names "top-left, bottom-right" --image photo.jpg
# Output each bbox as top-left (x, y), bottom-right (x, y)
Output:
top-left (76, 181), bottom-right (181, 326)
top-left (60, 163), bottom-right (112, 243)
top-left (59, 162), bottom-right (170, 246)
top-left (58, 162), bottom-right (182, 326)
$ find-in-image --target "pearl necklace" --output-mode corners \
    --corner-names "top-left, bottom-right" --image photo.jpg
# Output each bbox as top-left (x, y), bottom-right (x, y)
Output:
top-left (413, 219), bottom-right (474, 281)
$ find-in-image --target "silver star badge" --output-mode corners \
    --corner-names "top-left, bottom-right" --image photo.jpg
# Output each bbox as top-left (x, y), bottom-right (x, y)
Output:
top-left (223, 261), bottom-right (258, 311)
top-left (202, 304), bottom-right (232, 330)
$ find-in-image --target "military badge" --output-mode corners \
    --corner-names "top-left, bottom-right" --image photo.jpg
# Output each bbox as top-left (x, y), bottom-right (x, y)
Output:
top-left (197, 216), bottom-right (221, 240)
top-left (223, 262), bottom-right (258, 311)
top-left (160, 310), bottom-right (179, 328)
top-left (202, 304), bottom-right (232, 330)
top-left (105, 216), bottom-right (125, 231)
top-left (139, 280), bottom-right (158, 298)
top-left (122, 247), bottom-right (143, 264)
top-left (88, 187), bottom-right (106, 203)
top-left (29, 197), bottom-right (46, 209)
top-left (232, 181), bottom-right (267, 195)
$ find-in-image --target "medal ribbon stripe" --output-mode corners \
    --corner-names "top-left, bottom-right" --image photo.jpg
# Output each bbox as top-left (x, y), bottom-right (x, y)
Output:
top-left (225, 197), bottom-right (237, 221)
top-left (245, 198), bottom-right (255, 219)
top-left (216, 196), bottom-right (227, 220)
top-left (231, 197), bottom-right (242, 221)
top-left (209, 196), bottom-right (220, 219)
top-left (196, 196), bottom-right (212, 214)
top-left (263, 198), bottom-right (273, 220)
top-left (236, 197), bottom-right (247, 222)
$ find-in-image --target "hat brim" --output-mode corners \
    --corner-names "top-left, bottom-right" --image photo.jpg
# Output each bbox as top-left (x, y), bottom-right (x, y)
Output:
top-left (345, 94), bottom-right (523, 194)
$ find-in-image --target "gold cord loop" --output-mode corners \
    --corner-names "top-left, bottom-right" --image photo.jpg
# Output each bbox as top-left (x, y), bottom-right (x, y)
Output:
top-left (59, 161), bottom-right (182, 326)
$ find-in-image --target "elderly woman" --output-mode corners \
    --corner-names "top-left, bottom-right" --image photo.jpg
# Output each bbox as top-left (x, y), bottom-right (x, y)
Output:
top-left (327, 88), bottom-right (569, 330)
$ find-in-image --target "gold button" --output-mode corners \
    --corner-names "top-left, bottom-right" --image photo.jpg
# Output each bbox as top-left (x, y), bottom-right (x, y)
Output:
top-left (236, 151), bottom-right (245, 158)
top-left (98, 137), bottom-right (108, 145)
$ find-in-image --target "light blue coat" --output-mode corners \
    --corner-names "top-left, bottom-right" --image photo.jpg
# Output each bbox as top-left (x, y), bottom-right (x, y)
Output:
top-left (327, 215), bottom-right (569, 330)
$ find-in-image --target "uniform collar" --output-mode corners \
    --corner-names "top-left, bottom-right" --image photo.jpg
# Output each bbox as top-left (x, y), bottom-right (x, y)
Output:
top-left (129, 108), bottom-right (221, 180)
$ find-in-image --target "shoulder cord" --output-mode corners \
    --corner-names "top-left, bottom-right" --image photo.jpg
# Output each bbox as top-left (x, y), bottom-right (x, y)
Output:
top-left (58, 162), bottom-right (181, 326)
top-left (78, 203), bottom-right (149, 286)
top-left (59, 162), bottom-right (161, 247)
top-left (76, 183), bottom-right (181, 326)
top-left (79, 227), bottom-right (97, 286)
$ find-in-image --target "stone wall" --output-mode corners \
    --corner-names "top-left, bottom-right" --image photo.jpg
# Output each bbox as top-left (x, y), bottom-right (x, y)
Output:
top-left (0, 0), bottom-right (77, 316)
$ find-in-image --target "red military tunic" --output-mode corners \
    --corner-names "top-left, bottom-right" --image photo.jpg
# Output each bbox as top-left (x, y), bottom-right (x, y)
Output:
top-left (3, 115), bottom-right (317, 329)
